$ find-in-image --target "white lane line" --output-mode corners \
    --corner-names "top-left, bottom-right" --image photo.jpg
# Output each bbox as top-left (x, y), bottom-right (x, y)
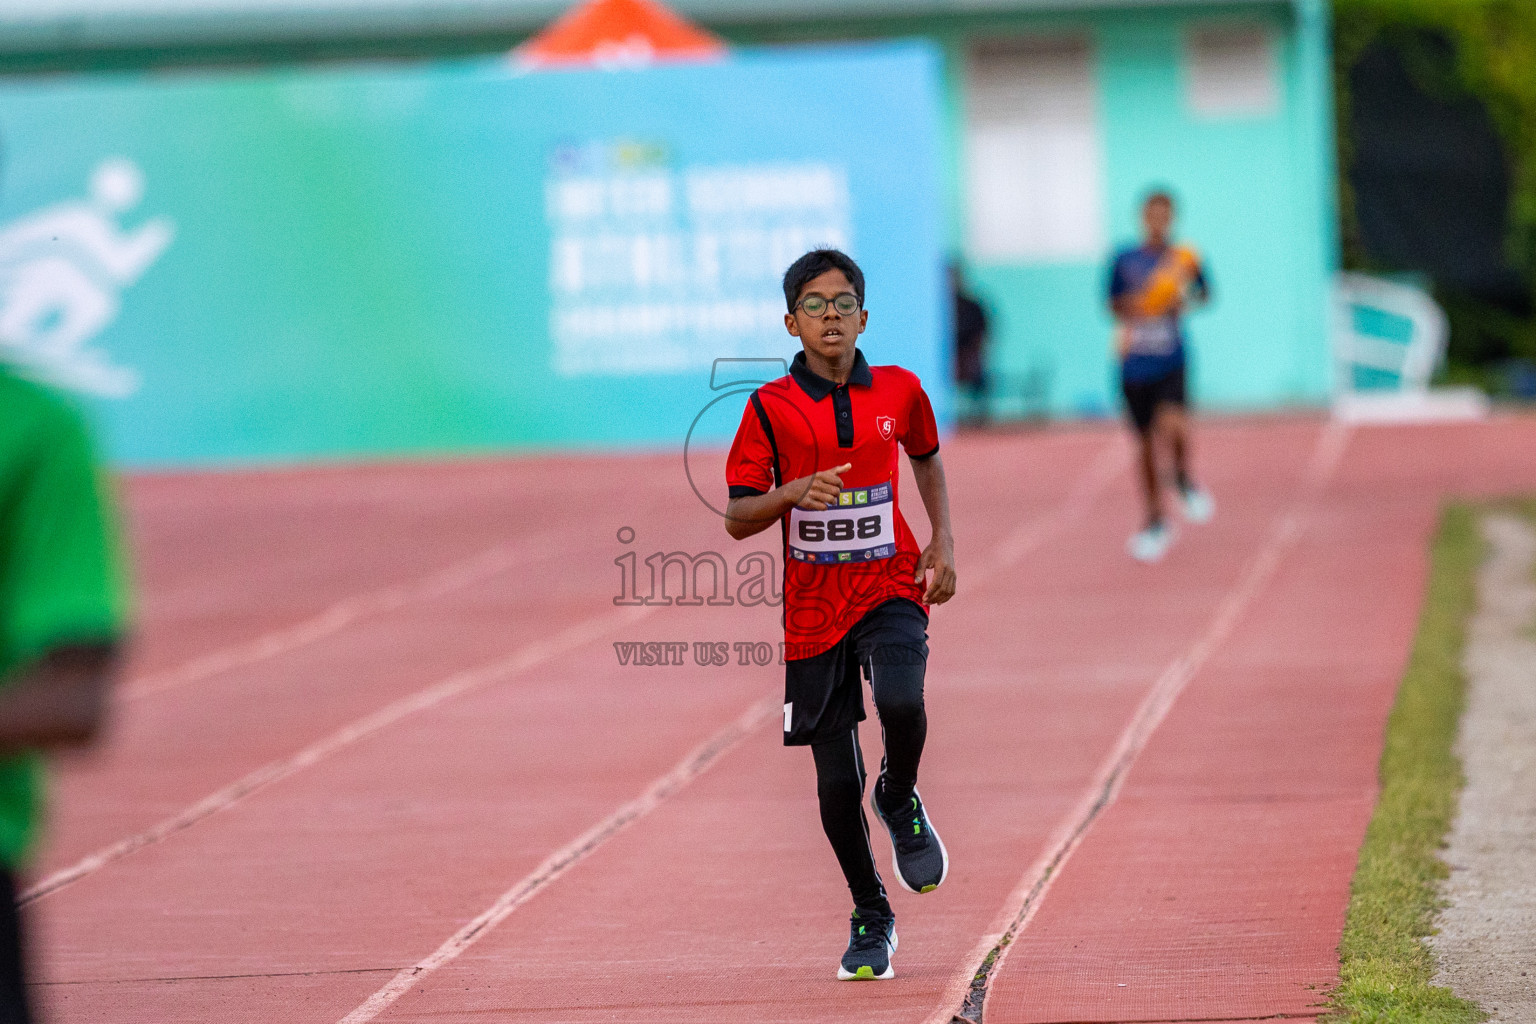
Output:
top-left (335, 695), bottom-right (780, 1024)
top-left (22, 604), bottom-right (654, 905)
top-left (968, 438), bottom-right (1129, 587)
top-left (331, 439), bottom-right (1130, 1024)
top-left (126, 527), bottom-right (580, 700)
top-left (39, 441), bottom-right (1121, 911)
top-left (927, 420), bottom-right (1351, 1024)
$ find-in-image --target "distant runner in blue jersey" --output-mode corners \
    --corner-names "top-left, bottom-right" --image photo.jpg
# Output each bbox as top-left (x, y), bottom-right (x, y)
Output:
top-left (1108, 190), bottom-right (1215, 562)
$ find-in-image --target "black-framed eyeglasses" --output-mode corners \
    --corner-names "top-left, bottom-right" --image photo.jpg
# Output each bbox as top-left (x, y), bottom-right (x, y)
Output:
top-left (795, 293), bottom-right (861, 318)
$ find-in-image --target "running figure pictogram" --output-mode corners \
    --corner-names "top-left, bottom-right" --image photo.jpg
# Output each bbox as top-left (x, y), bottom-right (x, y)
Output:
top-left (0, 158), bottom-right (174, 397)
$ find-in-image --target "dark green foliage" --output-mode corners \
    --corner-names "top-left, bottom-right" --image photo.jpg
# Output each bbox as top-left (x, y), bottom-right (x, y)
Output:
top-left (1335, 2), bottom-right (1536, 381)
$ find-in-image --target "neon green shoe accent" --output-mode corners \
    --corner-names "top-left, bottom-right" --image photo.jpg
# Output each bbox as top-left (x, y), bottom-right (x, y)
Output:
top-left (920, 883), bottom-right (938, 893)
top-left (855, 965), bottom-right (875, 979)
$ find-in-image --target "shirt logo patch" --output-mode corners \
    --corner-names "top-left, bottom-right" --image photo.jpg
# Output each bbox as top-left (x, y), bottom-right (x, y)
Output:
top-left (876, 415), bottom-right (895, 441)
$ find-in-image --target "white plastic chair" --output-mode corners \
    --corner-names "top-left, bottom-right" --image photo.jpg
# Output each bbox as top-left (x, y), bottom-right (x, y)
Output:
top-left (1331, 272), bottom-right (1487, 422)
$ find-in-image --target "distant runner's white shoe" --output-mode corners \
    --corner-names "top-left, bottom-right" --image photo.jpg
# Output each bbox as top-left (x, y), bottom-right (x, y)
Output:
top-left (1127, 522), bottom-right (1173, 562)
top-left (1179, 485), bottom-right (1215, 524)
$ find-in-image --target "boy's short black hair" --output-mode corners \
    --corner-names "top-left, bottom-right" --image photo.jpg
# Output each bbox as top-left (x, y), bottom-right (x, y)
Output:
top-left (782, 249), bottom-right (865, 312)
top-left (1143, 188), bottom-right (1176, 210)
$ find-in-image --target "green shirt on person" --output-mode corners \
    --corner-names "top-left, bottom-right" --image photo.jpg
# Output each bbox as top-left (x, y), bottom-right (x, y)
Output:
top-left (0, 365), bottom-right (127, 869)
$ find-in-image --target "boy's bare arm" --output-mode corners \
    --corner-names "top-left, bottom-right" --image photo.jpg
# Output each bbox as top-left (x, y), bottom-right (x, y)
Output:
top-left (0, 643), bottom-right (117, 753)
top-left (910, 453), bottom-right (956, 605)
top-left (725, 464), bottom-right (851, 541)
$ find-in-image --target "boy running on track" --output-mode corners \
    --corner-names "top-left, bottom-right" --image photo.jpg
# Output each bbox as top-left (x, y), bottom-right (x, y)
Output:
top-left (1109, 190), bottom-right (1215, 562)
top-left (0, 363), bottom-right (125, 1023)
top-left (724, 249), bottom-right (957, 981)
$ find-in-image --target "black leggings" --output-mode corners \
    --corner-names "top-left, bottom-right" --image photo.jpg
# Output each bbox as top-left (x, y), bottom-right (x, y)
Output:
top-left (810, 648), bottom-right (927, 915)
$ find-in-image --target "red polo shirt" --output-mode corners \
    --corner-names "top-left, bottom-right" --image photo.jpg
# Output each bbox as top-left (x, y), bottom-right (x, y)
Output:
top-left (726, 349), bottom-right (940, 659)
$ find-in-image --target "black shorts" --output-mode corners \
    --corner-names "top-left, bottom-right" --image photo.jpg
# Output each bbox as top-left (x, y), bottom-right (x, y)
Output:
top-left (1121, 364), bottom-right (1187, 436)
top-left (0, 870), bottom-right (31, 1024)
top-left (782, 598), bottom-right (928, 746)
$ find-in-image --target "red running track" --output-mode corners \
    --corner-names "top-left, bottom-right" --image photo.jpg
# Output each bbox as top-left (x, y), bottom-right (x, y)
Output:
top-left (26, 414), bottom-right (1536, 1023)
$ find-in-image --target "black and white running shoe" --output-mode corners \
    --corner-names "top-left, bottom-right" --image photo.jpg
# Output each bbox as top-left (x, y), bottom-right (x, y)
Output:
top-left (837, 909), bottom-right (897, 980)
top-left (872, 781), bottom-right (949, 894)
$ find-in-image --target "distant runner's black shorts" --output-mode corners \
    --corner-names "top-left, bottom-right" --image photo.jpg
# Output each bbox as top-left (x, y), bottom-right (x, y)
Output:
top-left (783, 598), bottom-right (928, 746)
top-left (1121, 364), bottom-right (1187, 436)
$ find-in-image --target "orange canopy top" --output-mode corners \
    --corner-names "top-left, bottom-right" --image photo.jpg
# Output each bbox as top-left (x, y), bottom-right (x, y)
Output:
top-left (514, 0), bottom-right (727, 70)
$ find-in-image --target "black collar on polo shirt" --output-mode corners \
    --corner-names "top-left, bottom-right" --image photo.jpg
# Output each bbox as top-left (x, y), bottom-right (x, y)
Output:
top-left (789, 349), bottom-right (873, 401)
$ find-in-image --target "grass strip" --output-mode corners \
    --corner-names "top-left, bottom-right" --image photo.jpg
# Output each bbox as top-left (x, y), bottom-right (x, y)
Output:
top-left (1325, 504), bottom-right (1486, 1024)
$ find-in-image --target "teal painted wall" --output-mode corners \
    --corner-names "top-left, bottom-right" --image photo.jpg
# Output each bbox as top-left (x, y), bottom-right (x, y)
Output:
top-left (731, 1), bottom-right (1340, 419)
top-left (975, 5), bottom-right (1334, 417)
top-left (1, 2), bottom-right (1338, 469)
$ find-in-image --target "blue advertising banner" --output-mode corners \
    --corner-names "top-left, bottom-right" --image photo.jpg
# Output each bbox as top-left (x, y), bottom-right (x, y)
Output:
top-left (0, 42), bottom-right (949, 465)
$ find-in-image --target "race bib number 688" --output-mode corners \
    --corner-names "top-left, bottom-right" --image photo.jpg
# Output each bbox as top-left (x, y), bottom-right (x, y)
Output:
top-left (788, 481), bottom-right (896, 564)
